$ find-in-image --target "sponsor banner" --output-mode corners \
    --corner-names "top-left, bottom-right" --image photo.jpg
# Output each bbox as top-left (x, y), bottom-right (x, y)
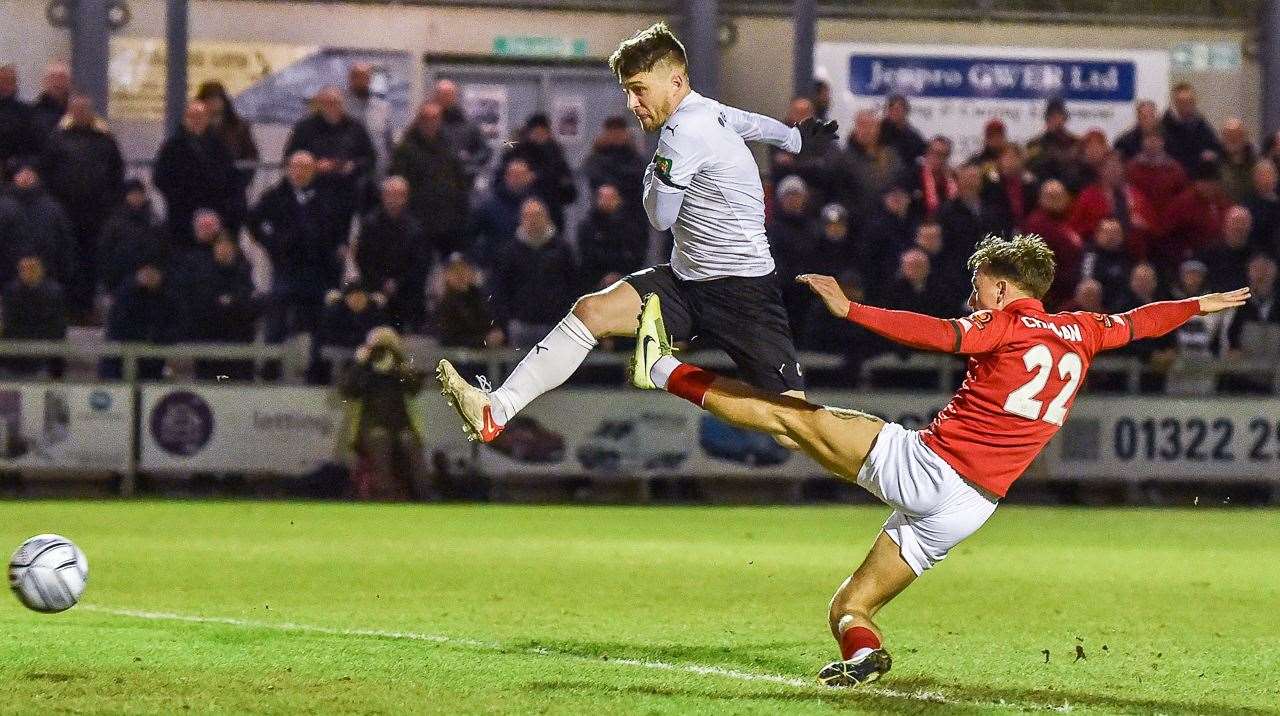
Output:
top-left (815, 42), bottom-right (1170, 158)
top-left (139, 384), bottom-right (342, 472)
top-left (1046, 396), bottom-right (1280, 481)
top-left (0, 383), bottom-right (132, 471)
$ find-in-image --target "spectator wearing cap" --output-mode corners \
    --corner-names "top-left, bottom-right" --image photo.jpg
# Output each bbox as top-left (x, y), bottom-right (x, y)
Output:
top-left (100, 261), bottom-right (184, 380)
top-left (355, 175), bottom-right (428, 331)
top-left (0, 255), bottom-right (66, 377)
top-left (838, 109), bottom-right (905, 220)
top-left (812, 79), bottom-right (831, 121)
top-left (0, 161), bottom-right (75, 289)
top-left (470, 157), bottom-right (536, 266)
top-left (189, 235), bottom-right (261, 381)
top-left (1026, 98), bottom-right (1080, 185)
top-left (432, 79), bottom-right (493, 190)
top-left (880, 94), bottom-right (927, 166)
top-left (937, 162), bottom-right (997, 264)
top-left (195, 81), bottom-right (259, 217)
top-left (1198, 206), bottom-right (1254, 293)
top-left (1223, 254), bottom-right (1280, 362)
top-left (812, 202), bottom-right (859, 277)
top-left (1024, 179), bottom-right (1085, 309)
top-left (909, 135), bottom-right (956, 220)
top-left (861, 180), bottom-right (918, 292)
top-left (1160, 160), bottom-right (1232, 271)
top-left (1125, 130), bottom-right (1189, 216)
top-left (1244, 159), bottom-right (1280, 254)
top-left (497, 113), bottom-right (577, 228)
top-left (390, 101), bottom-right (468, 259)
top-left (39, 92), bottom-right (124, 318)
top-left (577, 183), bottom-right (648, 292)
top-left (98, 178), bottom-right (166, 295)
top-left (435, 253), bottom-right (503, 349)
top-left (344, 63), bottom-right (394, 178)
top-left (1080, 218), bottom-right (1135, 310)
top-left (583, 115), bottom-right (648, 222)
top-left (981, 144), bottom-right (1038, 235)
top-left (0, 65), bottom-right (38, 175)
top-left (153, 99), bottom-right (240, 246)
top-left (1167, 258), bottom-right (1221, 360)
top-left (768, 175), bottom-right (821, 328)
top-left (967, 118), bottom-right (1010, 177)
top-left (311, 280), bottom-right (388, 384)
top-left (284, 85), bottom-right (378, 230)
top-left (1069, 150), bottom-right (1157, 257)
top-left (1218, 117), bottom-right (1256, 204)
top-left (1161, 82), bottom-right (1222, 171)
top-left (491, 197), bottom-right (578, 348)
top-left (1114, 99), bottom-right (1161, 161)
top-left (31, 62), bottom-right (70, 141)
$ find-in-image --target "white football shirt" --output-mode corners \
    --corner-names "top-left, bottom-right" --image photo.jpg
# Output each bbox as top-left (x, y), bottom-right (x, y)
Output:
top-left (644, 91), bottom-right (800, 281)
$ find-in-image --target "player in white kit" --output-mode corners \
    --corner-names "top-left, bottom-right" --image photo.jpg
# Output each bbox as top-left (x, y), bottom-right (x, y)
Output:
top-left (438, 22), bottom-right (837, 443)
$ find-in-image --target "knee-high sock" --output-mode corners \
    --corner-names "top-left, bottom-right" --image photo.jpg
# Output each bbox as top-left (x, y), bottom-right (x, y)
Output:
top-left (489, 314), bottom-right (596, 425)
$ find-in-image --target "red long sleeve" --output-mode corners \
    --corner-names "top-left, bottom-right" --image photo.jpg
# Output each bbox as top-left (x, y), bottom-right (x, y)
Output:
top-left (846, 303), bottom-right (957, 352)
top-left (1093, 298), bottom-right (1199, 351)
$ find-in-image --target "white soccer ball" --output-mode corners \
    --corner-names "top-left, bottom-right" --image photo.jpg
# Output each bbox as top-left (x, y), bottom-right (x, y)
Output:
top-left (8, 534), bottom-right (88, 613)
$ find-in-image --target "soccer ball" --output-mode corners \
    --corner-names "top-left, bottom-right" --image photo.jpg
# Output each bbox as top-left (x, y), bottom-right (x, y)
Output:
top-left (8, 534), bottom-right (88, 613)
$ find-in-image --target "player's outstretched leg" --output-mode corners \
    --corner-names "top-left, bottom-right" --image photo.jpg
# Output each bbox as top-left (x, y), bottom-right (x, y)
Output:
top-left (631, 293), bottom-right (883, 480)
top-left (817, 531), bottom-right (916, 687)
top-left (438, 280), bottom-right (644, 442)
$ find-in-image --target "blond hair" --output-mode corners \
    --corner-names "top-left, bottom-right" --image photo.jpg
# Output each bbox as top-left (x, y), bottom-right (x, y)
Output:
top-left (966, 234), bottom-right (1057, 299)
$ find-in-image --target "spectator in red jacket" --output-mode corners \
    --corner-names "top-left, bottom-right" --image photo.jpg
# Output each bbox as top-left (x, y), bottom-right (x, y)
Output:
top-left (1023, 179), bottom-right (1084, 308)
top-left (910, 135), bottom-right (956, 220)
top-left (1159, 160), bottom-right (1231, 272)
top-left (1126, 130), bottom-right (1189, 216)
top-left (1069, 150), bottom-right (1157, 258)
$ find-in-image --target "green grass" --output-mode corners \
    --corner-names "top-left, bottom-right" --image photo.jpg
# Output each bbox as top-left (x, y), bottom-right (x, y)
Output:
top-left (1, 502), bottom-right (1277, 714)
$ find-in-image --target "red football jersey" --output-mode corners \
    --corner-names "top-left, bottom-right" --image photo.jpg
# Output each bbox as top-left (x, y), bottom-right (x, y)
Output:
top-left (847, 297), bottom-right (1199, 498)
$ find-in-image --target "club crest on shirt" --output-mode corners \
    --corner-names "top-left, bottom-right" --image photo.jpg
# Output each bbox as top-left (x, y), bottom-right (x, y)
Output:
top-left (1090, 312), bottom-right (1123, 328)
top-left (655, 154), bottom-right (674, 182)
top-left (957, 310), bottom-right (994, 332)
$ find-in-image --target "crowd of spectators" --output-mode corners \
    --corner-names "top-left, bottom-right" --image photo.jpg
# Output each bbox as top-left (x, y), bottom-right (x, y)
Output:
top-left (1, 57), bottom-right (1279, 390)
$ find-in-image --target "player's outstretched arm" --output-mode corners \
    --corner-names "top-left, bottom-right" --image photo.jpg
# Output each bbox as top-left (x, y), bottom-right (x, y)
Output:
top-left (798, 274), bottom-right (961, 352)
top-left (718, 103), bottom-right (803, 152)
top-left (1093, 288), bottom-right (1250, 352)
top-left (1195, 287), bottom-right (1251, 315)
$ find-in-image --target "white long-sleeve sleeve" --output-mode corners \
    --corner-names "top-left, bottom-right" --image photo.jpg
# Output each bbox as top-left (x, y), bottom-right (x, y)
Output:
top-left (643, 164), bottom-right (685, 231)
top-left (718, 103), bottom-right (801, 153)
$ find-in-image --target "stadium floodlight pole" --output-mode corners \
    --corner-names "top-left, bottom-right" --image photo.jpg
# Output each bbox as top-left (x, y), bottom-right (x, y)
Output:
top-left (1263, 0), bottom-right (1280, 138)
top-left (683, 0), bottom-right (720, 99)
top-left (164, 0), bottom-right (189, 137)
top-left (70, 0), bottom-right (111, 114)
top-left (793, 0), bottom-right (816, 104)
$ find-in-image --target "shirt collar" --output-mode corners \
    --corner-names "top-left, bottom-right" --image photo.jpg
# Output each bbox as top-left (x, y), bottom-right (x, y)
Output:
top-left (1003, 297), bottom-right (1045, 314)
top-left (670, 90), bottom-right (701, 119)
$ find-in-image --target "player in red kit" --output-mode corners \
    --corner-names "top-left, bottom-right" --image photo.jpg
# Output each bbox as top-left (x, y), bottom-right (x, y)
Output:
top-left (629, 234), bottom-right (1249, 687)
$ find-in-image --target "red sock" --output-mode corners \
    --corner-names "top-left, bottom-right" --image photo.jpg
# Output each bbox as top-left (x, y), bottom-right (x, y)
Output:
top-left (666, 364), bottom-right (716, 406)
top-left (840, 625), bottom-right (881, 661)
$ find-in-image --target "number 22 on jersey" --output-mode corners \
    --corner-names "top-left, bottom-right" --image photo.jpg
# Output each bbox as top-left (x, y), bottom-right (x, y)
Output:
top-left (1003, 344), bottom-right (1083, 426)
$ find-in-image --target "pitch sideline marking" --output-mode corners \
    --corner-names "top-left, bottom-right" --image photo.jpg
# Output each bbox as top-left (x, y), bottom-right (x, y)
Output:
top-left (79, 605), bottom-right (1071, 712)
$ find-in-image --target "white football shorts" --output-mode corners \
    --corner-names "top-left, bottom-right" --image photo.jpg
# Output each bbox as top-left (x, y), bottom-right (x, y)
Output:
top-left (855, 422), bottom-right (998, 575)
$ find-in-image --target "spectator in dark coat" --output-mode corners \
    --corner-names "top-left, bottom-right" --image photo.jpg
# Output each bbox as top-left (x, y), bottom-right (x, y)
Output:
top-left (812, 79), bottom-right (831, 121)
top-left (284, 86), bottom-right (377, 231)
top-left (811, 202), bottom-right (860, 278)
top-left (195, 81), bottom-right (259, 221)
top-left (169, 209), bottom-right (228, 289)
top-left (1025, 98), bottom-right (1080, 186)
top-left (1161, 82), bottom-right (1222, 171)
top-left (967, 118), bottom-right (1010, 176)
top-left (1198, 206), bottom-right (1255, 293)
top-left (909, 135), bottom-right (956, 220)
top-left (1023, 179), bottom-right (1085, 309)
top-left (491, 198), bottom-right (578, 347)
top-left (767, 175), bottom-right (820, 329)
top-left (1111, 262), bottom-right (1175, 362)
top-left (1224, 254), bottom-right (1280, 356)
top-left (0, 65), bottom-right (38, 176)
top-left (0, 255), bottom-right (66, 376)
top-left (99, 263), bottom-right (184, 380)
top-left (470, 158), bottom-right (535, 265)
top-left (880, 248), bottom-right (948, 318)
top-left (982, 144), bottom-right (1038, 236)
top-left (913, 220), bottom-right (968, 314)
top-left (30, 63), bottom-right (70, 141)
top-left (0, 163), bottom-right (75, 288)
top-left (249, 150), bottom-right (348, 340)
top-left (311, 280), bottom-right (387, 383)
top-left (583, 116), bottom-right (647, 221)
top-left (389, 101), bottom-right (468, 258)
top-left (576, 183), bottom-right (647, 292)
top-left (435, 253), bottom-right (503, 349)
top-left (879, 94), bottom-right (927, 166)
top-left (1113, 99), bottom-right (1161, 161)
top-left (837, 109), bottom-right (904, 220)
top-left (98, 179), bottom-right (167, 294)
top-left (432, 79), bottom-right (493, 189)
top-left (355, 176), bottom-right (428, 330)
top-left (1081, 218), bottom-right (1136, 311)
top-left (937, 163), bottom-right (997, 266)
top-left (153, 100), bottom-right (239, 246)
top-left (860, 181), bottom-right (917, 291)
top-left (497, 113), bottom-right (577, 229)
top-left (1244, 159), bottom-right (1280, 254)
top-left (189, 236), bottom-right (261, 381)
top-left (1218, 117), bottom-right (1255, 204)
top-left (39, 93), bottom-right (124, 317)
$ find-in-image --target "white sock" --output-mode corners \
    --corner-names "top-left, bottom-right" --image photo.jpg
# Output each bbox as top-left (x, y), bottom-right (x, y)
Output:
top-left (489, 314), bottom-right (596, 425)
top-left (649, 355), bottom-right (682, 389)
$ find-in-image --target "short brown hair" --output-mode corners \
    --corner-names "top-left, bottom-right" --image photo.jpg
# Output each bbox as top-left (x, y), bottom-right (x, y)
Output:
top-left (966, 234), bottom-right (1056, 299)
top-left (609, 22), bottom-right (687, 81)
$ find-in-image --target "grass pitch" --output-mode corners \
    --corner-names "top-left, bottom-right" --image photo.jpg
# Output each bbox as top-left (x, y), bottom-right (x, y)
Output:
top-left (1, 501), bottom-right (1277, 714)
